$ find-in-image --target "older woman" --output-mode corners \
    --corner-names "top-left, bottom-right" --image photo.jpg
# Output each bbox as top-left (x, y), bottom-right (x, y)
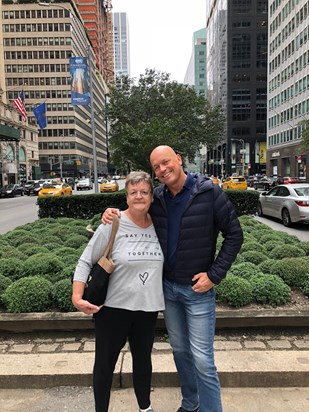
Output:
top-left (72, 171), bottom-right (164, 412)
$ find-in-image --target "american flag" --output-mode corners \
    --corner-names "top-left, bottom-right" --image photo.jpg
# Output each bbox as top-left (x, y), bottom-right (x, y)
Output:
top-left (13, 90), bottom-right (27, 123)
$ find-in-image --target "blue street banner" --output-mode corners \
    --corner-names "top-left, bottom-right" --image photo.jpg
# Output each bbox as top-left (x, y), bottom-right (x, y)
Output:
top-left (70, 57), bottom-right (89, 105)
top-left (33, 102), bottom-right (47, 129)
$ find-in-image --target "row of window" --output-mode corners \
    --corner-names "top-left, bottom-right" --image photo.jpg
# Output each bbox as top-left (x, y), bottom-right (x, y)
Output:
top-left (3, 36), bottom-right (72, 47)
top-left (4, 50), bottom-right (72, 61)
top-left (270, 0), bottom-right (308, 35)
top-left (232, 0), bottom-right (267, 14)
top-left (2, 9), bottom-right (69, 20)
top-left (269, 74), bottom-right (309, 109)
top-left (268, 122), bottom-right (305, 147)
top-left (3, 23), bottom-right (71, 33)
top-left (269, 98), bottom-right (309, 129)
top-left (6, 77), bottom-right (70, 88)
top-left (232, 126), bottom-right (266, 136)
top-left (268, 50), bottom-right (309, 92)
top-left (269, 26), bottom-right (308, 73)
top-left (5, 64), bottom-right (70, 74)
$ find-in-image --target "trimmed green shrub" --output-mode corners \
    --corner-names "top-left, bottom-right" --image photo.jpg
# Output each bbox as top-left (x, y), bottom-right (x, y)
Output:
top-left (51, 278), bottom-right (75, 312)
top-left (229, 262), bottom-right (263, 279)
top-left (48, 224), bottom-right (73, 241)
top-left (258, 259), bottom-right (277, 274)
top-left (237, 250), bottom-right (268, 265)
top-left (248, 274), bottom-right (291, 306)
top-left (3, 276), bottom-right (52, 313)
top-left (271, 244), bottom-right (306, 260)
top-left (18, 244), bottom-right (49, 256)
top-left (39, 235), bottom-right (64, 245)
top-left (300, 242), bottom-right (309, 256)
top-left (259, 233), bottom-right (283, 244)
top-left (0, 274), bottom-right (12, 304)
top-left (2, 248), bottom-right (26, 260)
top-left (63, 234), bottom-right (88, 249)
top-left (0, 258), bottom-right (24, 281)
top-left (240, 241), bottom-right (267, 255)
top-left (215, 275), bottom-right (253, 307)
top-left (23, 253), bottom-right (65, 281)
top-left (275, 232), bottom-right (301, 245)
top-left (249, 228), bottom-right (272, 241)
top-left (264, 240), bottom-right (284, 252)
top-left (53, 247), bottom-right (78, 257)
top-left (59, 254), bottom-right (79, 266)
top-left (58, 264), bottom-right (77, 281)
top-left (271, 258), bottom-right (309, 287)
top-left (3, 229), bottom-right (31, 246)
top-left (42, 242), bottom-right (59, 251)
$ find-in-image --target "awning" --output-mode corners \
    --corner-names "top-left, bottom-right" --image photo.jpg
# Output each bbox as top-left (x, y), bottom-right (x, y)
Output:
top-left (0, 124), bottom-right (20, 141)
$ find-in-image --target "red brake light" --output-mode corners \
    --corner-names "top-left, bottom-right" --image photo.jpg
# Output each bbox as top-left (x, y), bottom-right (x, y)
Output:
top-left (295, 200), bottom-right (309, 207)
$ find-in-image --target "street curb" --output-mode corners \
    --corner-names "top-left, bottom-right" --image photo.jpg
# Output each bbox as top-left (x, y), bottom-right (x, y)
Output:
top-left (0, 309), bottom-right (308, 333)
top-left (0, 351), bottom-right (308, 389)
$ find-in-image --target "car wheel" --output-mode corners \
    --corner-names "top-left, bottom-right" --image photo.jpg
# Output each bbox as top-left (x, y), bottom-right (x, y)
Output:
top-left (257, 203), bottom-right (264, 217)
top-left (21, 191), bottom-right (24, 196)
top-left (254, 186), bottom-right (257, 190)
top-left (263, 184), bottom-right (268, 191)
top-left (282, 208), bottom-right (292, 227)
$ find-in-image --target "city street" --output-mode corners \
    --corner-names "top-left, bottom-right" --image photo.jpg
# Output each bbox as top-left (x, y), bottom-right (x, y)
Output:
top-left (0, 180), bottom-right (126, 235)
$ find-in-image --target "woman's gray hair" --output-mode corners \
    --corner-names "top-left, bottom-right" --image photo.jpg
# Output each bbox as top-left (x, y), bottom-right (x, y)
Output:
top-left (125, 171), bottom-right (153, 193)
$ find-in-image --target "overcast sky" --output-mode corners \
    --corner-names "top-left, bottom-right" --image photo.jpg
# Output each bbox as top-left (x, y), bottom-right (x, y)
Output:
top-left (112, 0), bottom-right (206, 83)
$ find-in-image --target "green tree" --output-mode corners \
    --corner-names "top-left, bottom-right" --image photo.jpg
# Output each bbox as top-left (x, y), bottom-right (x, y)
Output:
top-left (106, 69), bottom-right (224, 174)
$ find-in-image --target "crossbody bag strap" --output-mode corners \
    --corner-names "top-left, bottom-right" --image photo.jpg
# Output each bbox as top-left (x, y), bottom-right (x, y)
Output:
top-left (103, 215), bottom-right (119, 259)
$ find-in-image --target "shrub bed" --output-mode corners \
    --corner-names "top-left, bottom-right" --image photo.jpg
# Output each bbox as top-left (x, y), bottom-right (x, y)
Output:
top-left (0, 215), bottom-right (308, 313)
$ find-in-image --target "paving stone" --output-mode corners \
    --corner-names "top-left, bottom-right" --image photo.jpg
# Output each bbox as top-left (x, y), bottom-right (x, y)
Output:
top-left (0, 345), bottom-right (8, 353)
top-left (10, 344), bottom-right (34, 353)
top-left (243, 340), bottom-right (267, 349)
top-left (83, 342), bottom-right (95, 352)
top-left (267, 340), bottom-right (292, 349)
top-left (153, 342), bottom-right (171, 351)
top-left (33, 338), bottom-right (54, 343)
top-left (293, 340), bottom-right (309, 349)
top-left (37, 344), bottom-right (59, 353)
top-left (61, 342), bottom-right (82, 352)
top-left (214, 341), bottom-right (242, 350)
top-left (55, 338), bottom-right (77, 343)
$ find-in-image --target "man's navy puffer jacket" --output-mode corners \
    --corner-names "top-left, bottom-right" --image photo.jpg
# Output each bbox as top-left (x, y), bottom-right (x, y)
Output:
top-left (149, 174), bottom-right (243, 285)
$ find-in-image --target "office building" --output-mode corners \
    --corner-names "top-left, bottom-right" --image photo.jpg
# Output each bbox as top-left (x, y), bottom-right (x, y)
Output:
top-left (267, 0), bottom-right (309, 180)
top-left (113, 12), bottom-right (131, 79)
top-left (206, 0), bottom-right (268, 176)
top-left (2, 1), bottom-right (109, 179)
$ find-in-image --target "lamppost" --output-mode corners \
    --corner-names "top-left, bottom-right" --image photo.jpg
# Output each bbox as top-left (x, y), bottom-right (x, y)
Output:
top-left (39, 2), bottom-right (99, 193)
top-left (231, 138), bottom-right (245, 176)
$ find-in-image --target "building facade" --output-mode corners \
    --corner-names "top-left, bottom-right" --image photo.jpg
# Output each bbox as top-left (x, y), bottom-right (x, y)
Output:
top-left (267, 0), bottom-right (309, 180)
top-left (206, 0), bottom-right (268, 177)
top-left (73, 0), bottom-right (114, 88)
top-left (2, 1), bottom-right (109, 180)
top-left (113, 12), bottom-right (131, 79)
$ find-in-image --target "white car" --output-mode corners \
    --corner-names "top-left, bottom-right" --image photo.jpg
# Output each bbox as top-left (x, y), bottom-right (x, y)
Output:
top-left (258, 183), bottom-right (309, 227)
top-left (76, 178), bottom-right (93, 190)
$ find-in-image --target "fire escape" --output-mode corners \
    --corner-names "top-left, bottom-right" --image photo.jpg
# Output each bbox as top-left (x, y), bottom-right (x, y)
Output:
top-left (102, 0), bottom-right (114, 87)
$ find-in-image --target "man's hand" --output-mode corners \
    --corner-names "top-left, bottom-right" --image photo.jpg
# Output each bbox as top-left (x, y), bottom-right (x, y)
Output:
top-left (102, 208), bottom-right (121, 224)
top-left (192, 272), bottom-right (214, 293)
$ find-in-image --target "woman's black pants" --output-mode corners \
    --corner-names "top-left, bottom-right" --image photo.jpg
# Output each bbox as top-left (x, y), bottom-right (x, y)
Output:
top-left (93, 306), bottom-right (158, 412)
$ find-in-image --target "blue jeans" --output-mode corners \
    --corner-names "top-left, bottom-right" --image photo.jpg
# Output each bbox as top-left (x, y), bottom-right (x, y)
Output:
top-left (163, 278), bottom-right (222, 412)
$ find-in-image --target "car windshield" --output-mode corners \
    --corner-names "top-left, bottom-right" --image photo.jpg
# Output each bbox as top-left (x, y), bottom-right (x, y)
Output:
top-left (232, 178), bottom-right (245, 182)
top-left (294, 187), bottom-right (309, 196)
top-left (44, 184), bottom-right (61, 189)
top-left (4, 184), bottom-right (14, 189)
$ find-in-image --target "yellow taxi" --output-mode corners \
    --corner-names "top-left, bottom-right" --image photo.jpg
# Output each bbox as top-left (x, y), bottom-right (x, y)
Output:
top-left (210, 176), bottom-right (220, 185)
top-left (221, 176), bottom-right (247, 190)
top-left (38, 182), bottom-right (73, 197)
top-left (100, 179), bottom-right (119, 193)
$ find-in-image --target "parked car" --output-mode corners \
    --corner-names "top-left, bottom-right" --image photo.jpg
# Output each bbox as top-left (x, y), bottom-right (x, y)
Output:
top-left (257, 183), bottom-right (309, 227)
top-left (283, 176), bottom-right (303, 184)
top-left (76, 178), bottom-right (93, 191)
top-left (210, 176), bottom-right (220, 185)
top-left (100, 179), bottom-right (119, 193)
top-left (24, 180), bottom-right (36, 189)
top-left (24, 182), bottom-right (44, 196)
top-left (112, 175), bottom-right (121, 180)
top-left (253, 176), bottom-right (278, 191)
top-left (221, 176), bottom-right (247, 190)
top-left (38, 182), bottom-right (73, 197)
top-left (0, 184), bottom-right (24, 198)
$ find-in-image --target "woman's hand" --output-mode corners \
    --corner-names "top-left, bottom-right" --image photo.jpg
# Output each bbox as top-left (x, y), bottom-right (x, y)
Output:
top-left (101, 208), bottom-right (121, 224)
top-left (72, 297), bottom-right (102, 315)
top-left (72, 281), bottom-right (102, 315)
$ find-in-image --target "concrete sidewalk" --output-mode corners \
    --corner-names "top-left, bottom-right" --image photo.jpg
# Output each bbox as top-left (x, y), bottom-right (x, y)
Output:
top-left (0, 328), bottom-right (308, 389)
